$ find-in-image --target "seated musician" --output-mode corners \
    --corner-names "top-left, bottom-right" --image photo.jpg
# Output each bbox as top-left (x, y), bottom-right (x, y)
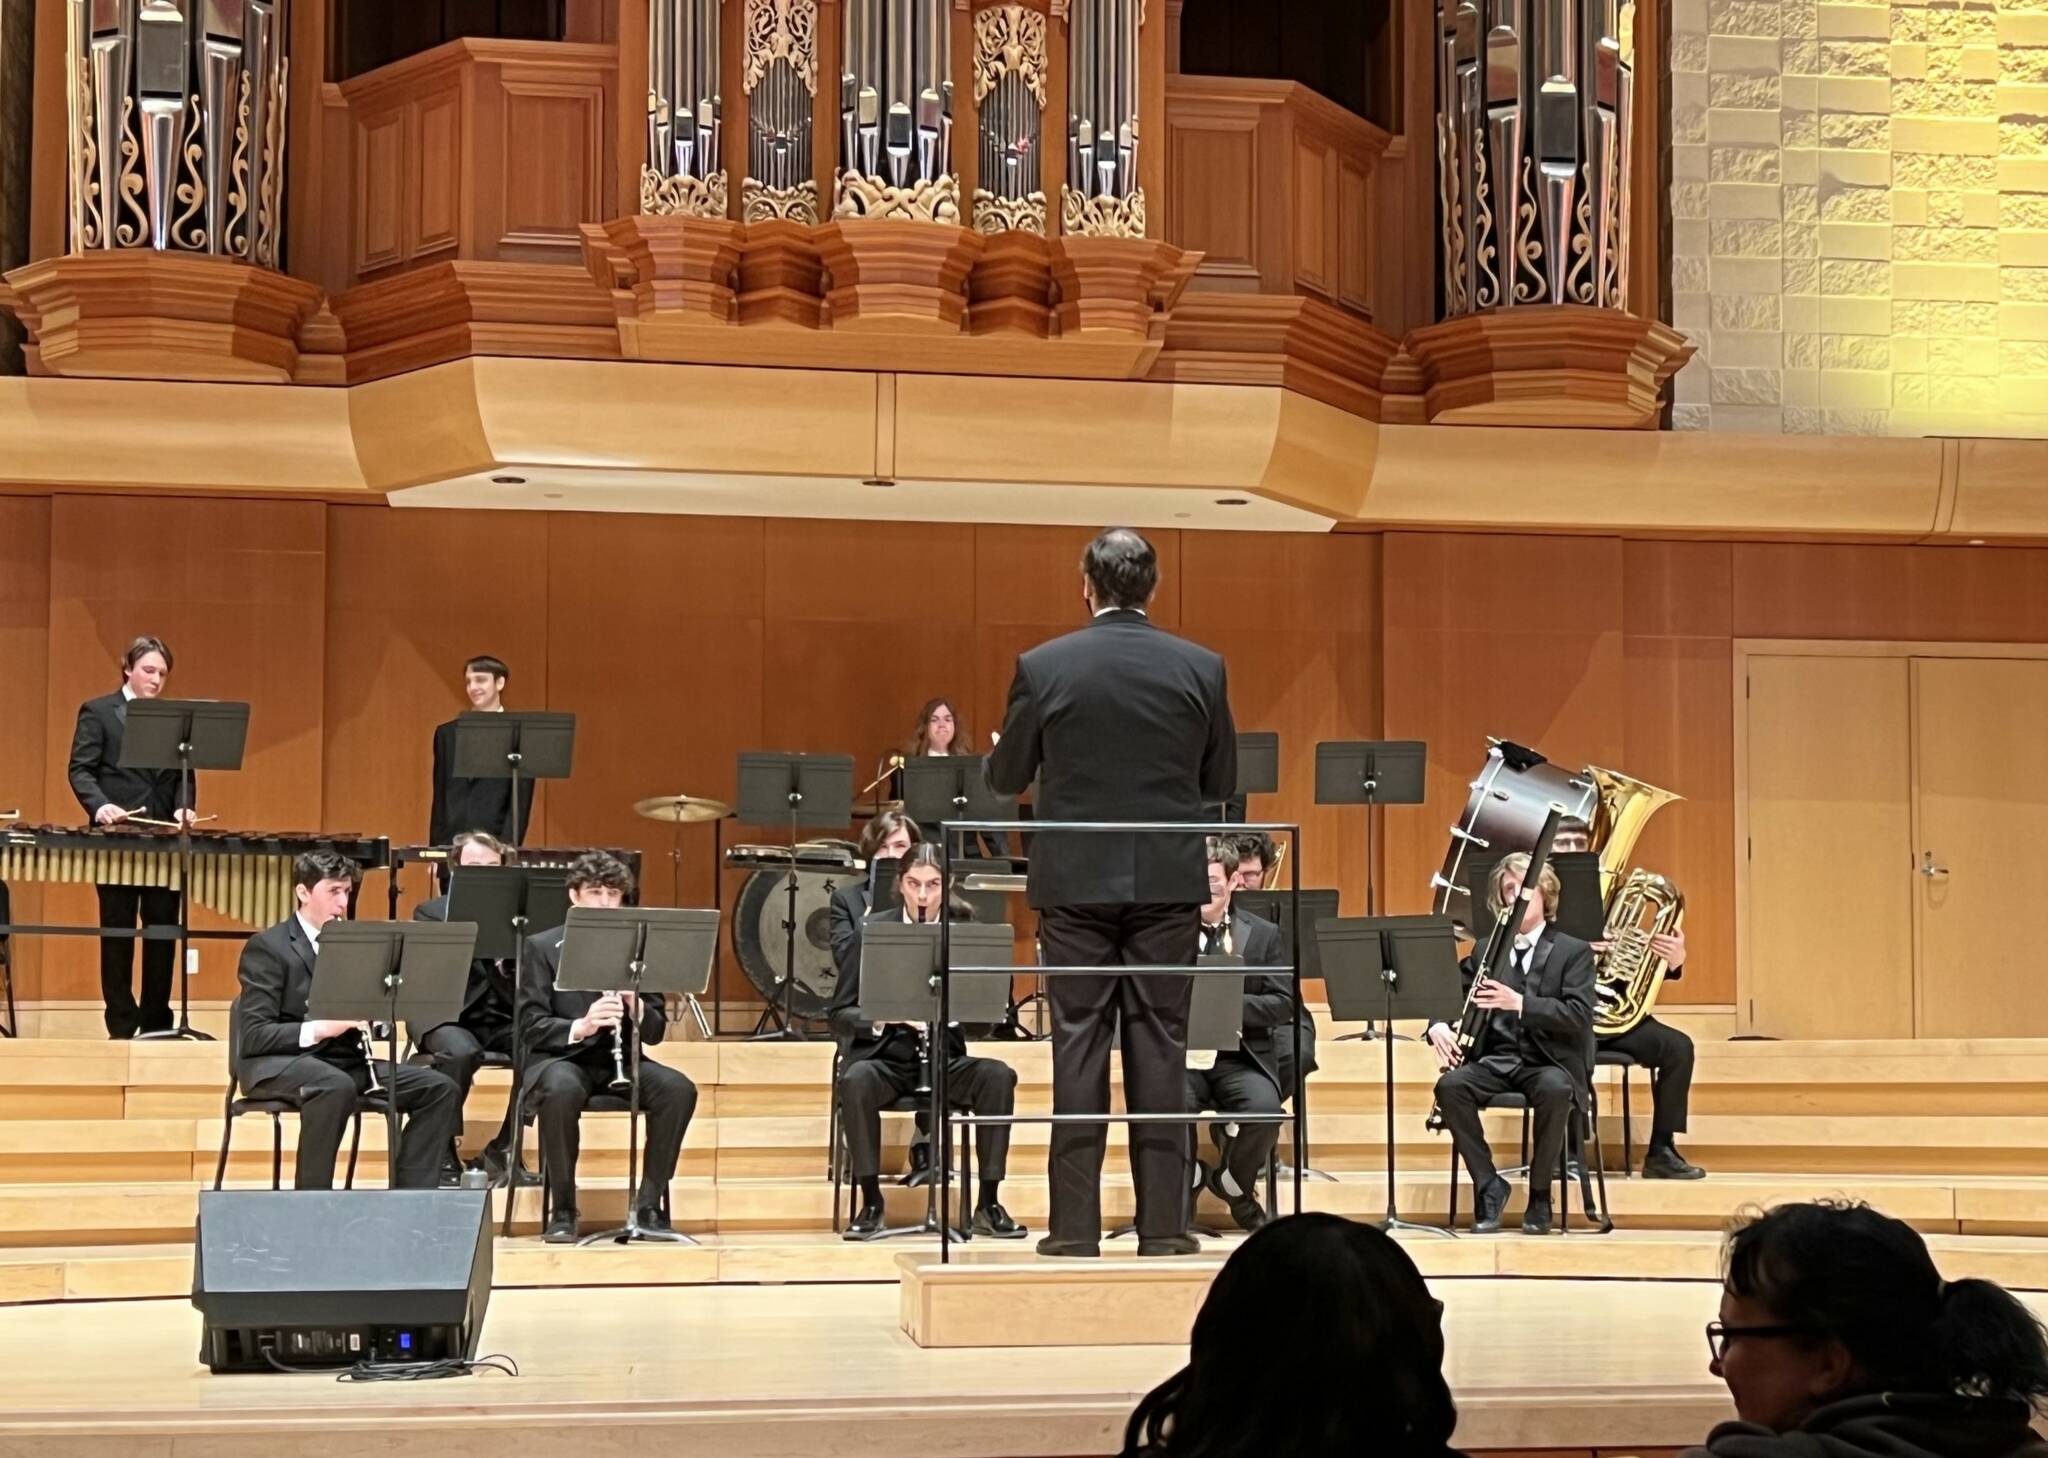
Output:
top-left (1188, 840), bottom-right (1289, 1233)
top-left (829, 844), bottom-right (1024, 1241)
top-left (830, 810), bottom-right (921, 978)
top-left (413, 830), bottom-right (521, 1183)
top-left (235, 850), bottom-right (462, 1190)
top-left (519, 851), bottom-right (698, 1243)
top-left (1222, 829), bottom-right (1317, 1095)
top-left (1555, 816), bottom-right (1704, 1180)
top-left (897, 697), bottom-right (1007, 857)
top-left (1426, 852), bottom-right (1595, 1235)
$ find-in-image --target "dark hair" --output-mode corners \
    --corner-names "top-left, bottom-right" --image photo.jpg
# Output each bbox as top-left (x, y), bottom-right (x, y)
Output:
top-left (1082, 528), bottom-right (1159, 611)
top-left (1223, 830), bottom-right (1276, 871)
top-left (465, 655), bottom-right (509, 680)
top-left (1121, 1215), bottom-right (1455, 1458)
top-left (1557, 815), bottom-right (1592, 836)
top-left (566, 850), bottom-right (634, 898)
top-left (907, 697), bottom-right (972, 756)
top-left (898, 843), bottom-right (975, 920)
top-left (860, 810), bottom-right (923, 860)
top-left (293, 849), bottom-right (361, 892)
top-left (1723, 1200), bottom-right (2048, 1409)
top-left (451, 829), bottom-right (511, 863)
top-left (1205, 838), bottom-right (1240, 876)
top-left (122, 635), bottom-right (174, 673)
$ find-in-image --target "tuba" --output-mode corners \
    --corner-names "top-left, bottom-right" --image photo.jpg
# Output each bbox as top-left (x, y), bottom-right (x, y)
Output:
top-left (1583, 767), bottom-right (1685, 1037)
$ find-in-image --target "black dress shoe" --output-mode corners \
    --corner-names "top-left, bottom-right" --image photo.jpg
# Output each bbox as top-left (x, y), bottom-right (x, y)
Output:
top-left (1471, 1175), bottom-right (1511, 1234)
top-left (1137, 1233), bottom-right (1202, 1257)
top-left (635, 1206), bottom-right (673, 1235)
top-left (971, 1202), bottom-right (1027, 1240)
top-left (1204, 1166), bottom-right (1268, 1233)
top-left (1035, 1235), bottom-right (1100, 1258)
top-left (1521, 1193), bottom-right (1554, 1235)
top-left (542, 1210), bottom-right (579, 1243)
top-left (844, 1200), bottom-right (887, 1240)
top-left (902, 1140), bottom-right (934, 1187)
top-left (1644, 1147), bottom-right (1707, 1180)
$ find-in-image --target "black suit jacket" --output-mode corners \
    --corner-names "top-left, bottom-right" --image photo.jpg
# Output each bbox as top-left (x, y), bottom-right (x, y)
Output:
top-left (235, 917), bottom-right (366, 1087)
top-left (516, 925), bottom-right (670, 1081)
top-left (429, 717), bottom-right (536, 846)
top-left (986, 609), bottom-right (1235, 909)
top-left (1455, 925), bottom-right (1596, 1091)
top-left (830, 906), bottom-right (971, 1066)
top-left (413, 895), bottom-right (513, 1025)
top-left (828, 877), bottom-right (876, 989)
top-left (68, 691), bottom-right (187, 823)
top-left (1208, 907), bottom-right (1290, 1086)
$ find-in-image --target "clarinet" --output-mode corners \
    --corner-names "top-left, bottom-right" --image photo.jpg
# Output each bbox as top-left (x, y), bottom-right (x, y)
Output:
top-left (607, 994), bottom-right (634, 1092)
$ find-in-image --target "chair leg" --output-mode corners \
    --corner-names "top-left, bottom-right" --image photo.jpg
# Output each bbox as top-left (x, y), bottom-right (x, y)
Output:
top-left (1585, 1089), bottom-right (1612, 1233)
top-left (1620, 1067), bottom-right (1635, 1177)
top-left (270, 1114), bottom-right (283, 1190)
top-left (344, 1112), bottom-right (362, 1190)
top-left (1446, 1141), bottom-right (1460, 1229)
top-left (214, 1094), bottom-right (236, 1192)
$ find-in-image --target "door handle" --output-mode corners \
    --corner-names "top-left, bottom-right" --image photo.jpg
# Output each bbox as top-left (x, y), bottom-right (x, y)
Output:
top-left (1920, 852), bottom-right (1949, 879)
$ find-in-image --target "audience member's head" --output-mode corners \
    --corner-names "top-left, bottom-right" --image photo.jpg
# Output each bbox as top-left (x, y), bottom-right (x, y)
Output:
top-left (1709, 1201), bottom-right (2048, 1434)
top-left (1120, 1214), bottom-right (1456, 1458)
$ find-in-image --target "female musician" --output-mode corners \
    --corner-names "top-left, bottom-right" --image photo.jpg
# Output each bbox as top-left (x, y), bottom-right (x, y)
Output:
top-left (894, 697), bottom-right (1008, 858)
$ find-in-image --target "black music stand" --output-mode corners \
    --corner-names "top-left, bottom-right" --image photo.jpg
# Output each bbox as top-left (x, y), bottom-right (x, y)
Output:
top-left (1318, 914), bottom-right (1461, 1236)
top-left (1221, 731), bottom-right (1279, 822)
top-left (445, 864), bottom-right (569, 1202)
top-left (121, 699), bottom-right (249, 1042)
top-left (737, 752), bottom-right (855, 1041)
top-left (449, 712), bottom-right (576, 847)
top-left (554, 905), bottom-right (720, 1245)
top-left (308, 920), bottom-right (477, 1185)
top-left (1232, 886), bottom-right (1341, 1181)
top-left (1315, 740), bottom-right (1427, 1040)
top-left (901, 757), bottom-right (1016, 846)
top-left (857, 921), bottom-right (1014, 1240)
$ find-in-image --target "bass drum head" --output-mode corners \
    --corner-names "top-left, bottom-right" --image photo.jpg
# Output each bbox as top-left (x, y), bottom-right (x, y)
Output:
top-left (1434, 747), bottom-right (1598, 934)
top-left (733, 863), bottom-right (861, 1021)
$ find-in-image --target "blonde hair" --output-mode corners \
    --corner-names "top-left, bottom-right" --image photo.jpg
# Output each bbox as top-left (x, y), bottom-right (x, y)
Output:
top-left (1486, 852), bottom-right (1560, 923)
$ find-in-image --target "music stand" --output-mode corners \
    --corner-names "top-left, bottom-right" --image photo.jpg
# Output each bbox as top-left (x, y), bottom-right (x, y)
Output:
top-left (449, 712), bottom-right (575, 846)
top-left (1318, 914), bottom-right (1462, 1235)
top-left (1315, 740), bottom-right (1427, 1039)
top-left (1222, 732), bottom-right (1279, 821)
top-left (857, 921), bottom-right (1014, 1239)
top-left (445, 865), bottom-right (569, 1207)
top-left (737, 752), bottom-right (855, 1041)
top-left (308, 920), bottom-right (477, 1185)
top-left (121, 699), bottom-right (249, 1042)
top-left (1448, 849), bottom-right (1603, 943)
top-left (901, 757), bottom-right (1016, 841)
top-left (553, 905), bottom-right (720, 1245)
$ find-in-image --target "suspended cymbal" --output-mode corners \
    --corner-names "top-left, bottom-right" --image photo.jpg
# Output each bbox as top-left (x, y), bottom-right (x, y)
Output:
top-left (633, 793), bottom-right (734, 824)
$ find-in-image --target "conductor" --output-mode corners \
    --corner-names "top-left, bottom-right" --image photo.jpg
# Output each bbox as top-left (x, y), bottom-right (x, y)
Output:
top-left (987, 528), bottom-right (1235, 1257)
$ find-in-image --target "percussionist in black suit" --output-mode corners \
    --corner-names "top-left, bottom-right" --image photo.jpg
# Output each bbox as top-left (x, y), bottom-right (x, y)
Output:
top-left (429, 655), bottom-right (536, 850)
top-left (234, 850), bottom-right (461, 1189)
top-left (987, 527), bottom-right (1237, 1258)
top-left (68, 635), bottom-right (192, 1039)
top-left (413, 829), bottom-right (522, 1182)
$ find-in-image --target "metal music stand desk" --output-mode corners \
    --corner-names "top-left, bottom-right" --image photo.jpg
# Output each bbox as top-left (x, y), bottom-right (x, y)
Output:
top-left (1231, 886), bottom-right (1342, 1181)
top-left (308, 920), bottom-right (476, 1187)
top-left (901, 758), bottom-right (1016, 849)
top-left (444, 864), bottom-right (570, 1212)
top-left (1228, 731), bottom-right (1280, 821)
top-left (121, 698), bottom-right (250, 1042)
top-left (449, 712), bottom-right (576, 847)
top-left (1318, 914), bottom-right (1462, 1235)
top-left (553, 905), bottom-right (719, 1245)
top-left (857, 921), bottom-right (1014, 1239)
top-left (1315, 739), bottom-right (1427, 1039)
top-left (737, 752), bottom-right (855, 1041)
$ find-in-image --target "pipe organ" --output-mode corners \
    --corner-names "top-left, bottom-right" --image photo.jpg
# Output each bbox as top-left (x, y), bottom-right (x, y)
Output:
top-left (835, 0), bottom-right (955, 220)
top-left (742, 0), bottom-right (819, 222)
top-left (645, 0), bottom-right (727, 218)
top-left (969, 5), bottom-right (1047, 235)
top-left (1435, 0), bottom-right (1634, 314)
top-left (64, 0), bottom-right (289, 264)
top-left (1061, 0), bottom-right (1141, 239)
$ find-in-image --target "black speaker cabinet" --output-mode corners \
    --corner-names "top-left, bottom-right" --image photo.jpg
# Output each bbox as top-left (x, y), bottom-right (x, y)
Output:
top-left (192, 1189), bottom-right (493, 1372)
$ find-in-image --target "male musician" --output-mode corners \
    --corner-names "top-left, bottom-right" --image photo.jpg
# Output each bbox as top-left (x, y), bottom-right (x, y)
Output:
top-left (1222, 830), bottom-right (1318, 1095)
top-left (235, 850), bottom-right (463, 1190)
top-left (828, 811), bottom-right (920, 986)
top-left (1187, 841), bottom-right (1287, 1233)
top-left (1426, 853), bottom-right (1595, 1235)
top-left (414, 830), bottom-right (522, 1182)
top-left (1554, 817), bottom-right (1704, 1180)
top-left (987, 527), bottom-right (1236, 1258)
top-left (519, 851), bottom-right (698, 1242)
top-left (829, 844), bottom-right (1025, 1241)
top-left (68, 636), bottom-right (192, 1039)
top-left (429, 655), bottom-right (536, 849)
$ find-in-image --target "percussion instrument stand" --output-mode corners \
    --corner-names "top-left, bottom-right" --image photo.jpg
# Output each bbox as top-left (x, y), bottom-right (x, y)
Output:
top-left (737, 753), bottom-right (855, 1043)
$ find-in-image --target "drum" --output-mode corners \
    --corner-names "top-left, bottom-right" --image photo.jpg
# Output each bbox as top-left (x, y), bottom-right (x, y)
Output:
top-left (732, 838), bottom-right (862, 1020)
top-left (1431, 743), bottom-right (1598, 936)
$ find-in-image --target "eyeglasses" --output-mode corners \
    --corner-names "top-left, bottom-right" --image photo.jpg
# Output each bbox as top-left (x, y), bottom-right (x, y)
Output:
top-left (1705, 1321), bottom-right (1815, 1362)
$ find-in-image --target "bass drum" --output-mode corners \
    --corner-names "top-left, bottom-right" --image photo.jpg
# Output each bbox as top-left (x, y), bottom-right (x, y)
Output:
top-left (1431, 743), bottom-right (1598, 936)
top-left (733, 841), bottom-right (862, 1021)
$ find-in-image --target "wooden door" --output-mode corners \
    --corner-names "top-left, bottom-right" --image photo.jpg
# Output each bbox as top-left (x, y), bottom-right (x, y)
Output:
top-left (1912, 658), bottom-right (2048, 1038)
top-left (1742, 655), bottom-right (1914, 1038)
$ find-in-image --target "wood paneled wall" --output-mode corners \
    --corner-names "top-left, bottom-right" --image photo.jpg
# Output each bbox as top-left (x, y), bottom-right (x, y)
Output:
top-left (10, 499), bottom-right (2048, 1020)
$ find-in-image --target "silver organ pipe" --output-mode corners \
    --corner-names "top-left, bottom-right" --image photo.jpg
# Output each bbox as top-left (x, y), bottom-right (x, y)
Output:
top-left (835, 0), bottom-right (954, 219)
top-left (644, 0), bottom-right (726, 216)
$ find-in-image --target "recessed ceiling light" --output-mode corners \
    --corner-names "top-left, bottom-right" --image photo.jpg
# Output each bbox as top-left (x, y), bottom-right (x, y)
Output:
top-left (542, 493), bottom-right (563, 501)
top-left (1214, 497), bottom-right (1248, 507)
top-left (863, 477), bottom-right (896, 488)
top-left (491, 475), bottom-right (526, 485)
top-left (1968, 538), bottom-right (1986, 545)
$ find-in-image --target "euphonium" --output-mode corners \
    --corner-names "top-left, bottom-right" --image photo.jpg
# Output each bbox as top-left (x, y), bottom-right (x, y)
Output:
top-left (1593, 870), bottom-right (1685, 1037)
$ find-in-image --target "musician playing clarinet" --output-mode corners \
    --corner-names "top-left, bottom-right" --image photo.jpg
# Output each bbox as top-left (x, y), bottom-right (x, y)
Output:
top-left (518, 851), bottom-right (698, 1243)
top-left (1426, 853), bottom-right (1595, 1236)
top-left (68, 636), bottom-right (192, 1039)
top-left (235, 851), bottom-right (461, 1190)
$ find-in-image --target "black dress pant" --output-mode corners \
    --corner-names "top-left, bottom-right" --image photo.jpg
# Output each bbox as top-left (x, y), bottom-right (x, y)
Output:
top-left (240, 1056), bottom-right (461, 1190)
top-left (1600, 1016), bottom-right (1695, 1145)
top-left (417, 1017), bottom-right (518, 1154)
top-left (838, 1047), bottom-right (1017, 1182)
top-left (531, 1053), bottom-right (698, 1212)
top-left (97, 883), bottom-right (180, 1037)
top-left (1187, 1053), bottom-right (1282, 1193)
top-left (1434, 1055), bottom-right (1575, 1196)
top-left (1039, 901), bottom-right (1198, 1243)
